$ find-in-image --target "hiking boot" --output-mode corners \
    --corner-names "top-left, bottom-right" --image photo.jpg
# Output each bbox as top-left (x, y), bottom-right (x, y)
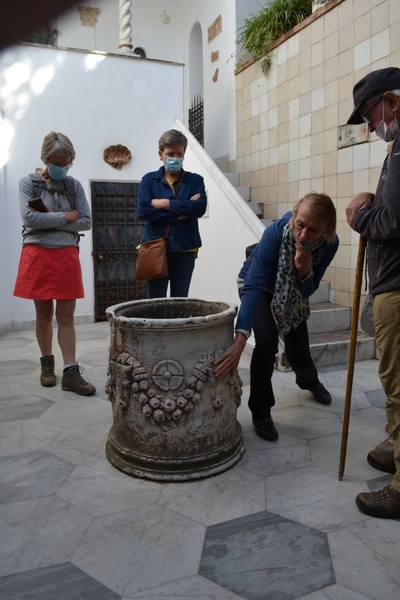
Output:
top-left (61, 364), bottom-right (96, 396)
top-left (310, 383), bottom-right (332, 405)
top-left (367, 435), bottom-right (396, 474)
top-left (356, 485), bottom-right (400, 519)
top-left (40, 355), bottom-right (56, 387)
top-left (253, 418), bottom-right (279, 441)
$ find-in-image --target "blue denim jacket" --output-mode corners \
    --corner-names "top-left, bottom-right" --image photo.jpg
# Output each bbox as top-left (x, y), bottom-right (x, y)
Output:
top-left (138, 167), bottom-right (207, 251)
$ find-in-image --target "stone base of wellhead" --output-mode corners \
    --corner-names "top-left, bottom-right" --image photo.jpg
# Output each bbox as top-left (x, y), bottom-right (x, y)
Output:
top-left (105, 298), bottom-right (245, 482)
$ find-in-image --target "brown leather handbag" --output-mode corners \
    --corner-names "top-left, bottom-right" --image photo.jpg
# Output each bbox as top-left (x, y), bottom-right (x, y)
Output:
top-left (135, 225), bottom-right (170, 281)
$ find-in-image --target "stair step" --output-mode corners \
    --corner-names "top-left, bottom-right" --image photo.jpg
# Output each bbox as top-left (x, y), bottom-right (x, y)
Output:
top-left (247, 201), bottom-right (263, 217)
top-left (224, 172), bottom-right (240, 187)
top-left (276, 330), bottom-right (375, 371)
top-left (310, 281), bottom-right (330, 303)
top-left (308, 302), bottom-right (351, 333)
top-left (236, 187), bottom-right (251, 202)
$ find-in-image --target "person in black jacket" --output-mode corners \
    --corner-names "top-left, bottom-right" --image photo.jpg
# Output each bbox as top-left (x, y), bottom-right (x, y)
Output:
top-left (346, 67), bottom-right (400, 518)
top-left (137, 129), bottom-right (207, 298)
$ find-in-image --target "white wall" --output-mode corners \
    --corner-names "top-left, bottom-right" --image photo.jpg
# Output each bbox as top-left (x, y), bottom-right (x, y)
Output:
top-left (55, 0), bottom-right (238, 161)
top-left (0, 43), bottom-right (184, 333)
top-left (175, 120), bottom-right (264, 307)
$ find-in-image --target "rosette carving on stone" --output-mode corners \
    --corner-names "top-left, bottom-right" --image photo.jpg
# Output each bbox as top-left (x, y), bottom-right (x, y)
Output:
top-left (107, 351), bottom-right (243, 427)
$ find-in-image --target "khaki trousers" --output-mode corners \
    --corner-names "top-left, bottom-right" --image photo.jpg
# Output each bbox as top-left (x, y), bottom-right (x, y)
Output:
top-left (374, 290), bottom-right (400, 492)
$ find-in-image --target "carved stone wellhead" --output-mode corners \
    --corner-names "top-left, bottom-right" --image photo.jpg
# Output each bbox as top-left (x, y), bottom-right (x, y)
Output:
top-left (105, 298), bottom-right (245, 481)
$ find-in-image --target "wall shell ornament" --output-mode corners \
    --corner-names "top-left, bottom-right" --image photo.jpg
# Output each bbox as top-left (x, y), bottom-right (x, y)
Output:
top-left (103, 144), bottom-right (132, 170)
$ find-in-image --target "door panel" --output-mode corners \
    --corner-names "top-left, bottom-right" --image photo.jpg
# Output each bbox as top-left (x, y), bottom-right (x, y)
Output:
top-left (91, 181), bottom-right (146, 321)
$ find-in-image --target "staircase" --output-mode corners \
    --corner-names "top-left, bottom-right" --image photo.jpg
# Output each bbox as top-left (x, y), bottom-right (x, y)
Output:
top-left (276, 280), bottom-right (375, 371)
top-left (212, 156), bottom-right (376, 369)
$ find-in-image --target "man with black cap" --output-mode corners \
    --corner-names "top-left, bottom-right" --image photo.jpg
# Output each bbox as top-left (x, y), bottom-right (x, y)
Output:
top-left (346, 66), bottom-right (400, 518)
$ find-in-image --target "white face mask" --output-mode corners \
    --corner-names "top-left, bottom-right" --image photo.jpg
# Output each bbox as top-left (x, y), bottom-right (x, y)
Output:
top-left (375, 102), bottom-right (399, 142)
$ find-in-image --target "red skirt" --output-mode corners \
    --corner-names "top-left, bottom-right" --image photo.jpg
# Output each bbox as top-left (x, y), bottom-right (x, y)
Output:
top-left (14, 245), bottom-right (84, 300)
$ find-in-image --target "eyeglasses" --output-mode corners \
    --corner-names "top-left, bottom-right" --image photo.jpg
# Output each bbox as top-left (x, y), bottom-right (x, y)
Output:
top-left (361, 97), bottom-right (383, 124)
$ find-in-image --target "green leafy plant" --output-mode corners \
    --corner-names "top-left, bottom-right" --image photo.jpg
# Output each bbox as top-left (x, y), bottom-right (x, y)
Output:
top-left (237, 0), bottom-right (313, 75)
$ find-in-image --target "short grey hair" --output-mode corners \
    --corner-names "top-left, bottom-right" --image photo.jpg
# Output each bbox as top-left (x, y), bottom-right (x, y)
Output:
top-left (158, 129), bottom-right (187, 152)
top-left (40, 131), bottom-right (76, 163)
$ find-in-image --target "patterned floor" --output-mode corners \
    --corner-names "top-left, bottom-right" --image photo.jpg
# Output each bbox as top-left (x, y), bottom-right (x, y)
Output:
top-left (0, 321), bottom-right (399, 600)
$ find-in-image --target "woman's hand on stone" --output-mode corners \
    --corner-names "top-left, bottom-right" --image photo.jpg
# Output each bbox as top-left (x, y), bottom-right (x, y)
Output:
top-left (214, 333), bottom-right (247, 379)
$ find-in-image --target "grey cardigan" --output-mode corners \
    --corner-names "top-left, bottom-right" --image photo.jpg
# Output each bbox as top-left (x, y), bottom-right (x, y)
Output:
top-left (19, 173), bottom-right (92, 248)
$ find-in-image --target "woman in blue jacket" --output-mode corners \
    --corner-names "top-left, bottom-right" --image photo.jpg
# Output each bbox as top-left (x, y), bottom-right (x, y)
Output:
top-left (215, 192), bottom-right (339, 441)
top-left (137, 129), bottom-right (207, 298)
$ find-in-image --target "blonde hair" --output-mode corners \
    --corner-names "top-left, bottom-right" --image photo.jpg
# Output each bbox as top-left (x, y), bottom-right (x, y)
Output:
top-left (40, 131), bottom-right (76, 163)
top-left (290, 192), bottom-right (337, 243)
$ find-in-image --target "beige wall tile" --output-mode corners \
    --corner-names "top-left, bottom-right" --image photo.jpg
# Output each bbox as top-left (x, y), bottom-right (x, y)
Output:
top-left (371, 2), bottom-right (389, 34)
top-left (236, 122), bottom-right (244, 142)
top-left (260, 111), bottom-right (268, 133)
top-left (251, 133), bottom-right (260, 153)
top-left (251, 152), bottom-right (260, 171)
top-left (354, 11), bottom-right (371, 45)
top-left (236, 87), bottom-right (243, 108)
top-left (288, 55), bottom-right (300, 80)
top-left (289, 139), bottom-right (300, 161)
top-left (338, 48), bottom-right (353, 78)
top-left (312, 109), bottom-right (325, 134)
top-left (299, 68), bottom-right (312, 95)
top-left (339, 23), bottom-right (355, 54)
top-left (324, 128), bottom-right (338, 153)
top-left (390, 21), bottom-right (400, 53)
top-left (352, 168), bottom-right (370, 195)
top-left (332, 289), bottom-right (350, 306)
top-left (278, 142), bottom-right (289, 163)
top-left (355, 0), bottom-right (372, 18)
top-left (323, 174), bottom-right (338, 199)
top-left (244, 136), bottom-right (252, 156)
top-left (337, 172), bottom-right (353, 197)
top-left (287, 75), bottom-right (300, 101)
top-left (260, 149), bottom-right (268, 169)
top-left (325, 31), bottom-right (338, 62)
top-left (243, 118), bottom-right (252, 140)
top-left (311, 63), bottom-right (325, 88)
top-left (278, 164), bottom-right (288, 184)
top-left (299, 136), bottom-right (311, 159)
top-left (325, 104), bottom-right (339, 130)
top-left (312, 12), bottom-right (325, 44)
top-left (338, 73), bottom-right (354, 102)
top-left (389, 0), bottom-right (400, 21)
top-left (288, 118), bottom-right (300, 142)
top-left (288, 160), bottom-right (300, 183)
top-left (288, 181), bottom-right (299, 203)
top-left (278, 183), bottom-right (289, 205)
top-left (278, 62), bottom-right (288, 85)
top-left (260, 131), bottom-right (269, 151)
top-left (312, 40), bottom-right (325, 68)
top-left (334, 267), bottom-right (351, 293)
top-left (251, 115), bottom-right (260, 136)
top-left (299, 92), bottom-right (312, 117)
top-left (312, 131), bottom-right (325, 156)
top-left (338, 0), bottom-right (355, 28)
top-left (299, 157), bottom-right (311, 180)
top-left (311, 155), bottom-right (324, 178)
top-left (325, 79), bottom-right (339, 107)
top-left (335, 221), bottom-right (351, 245)
top-left (371, 29), bottom-right (390, 62)
top-left (237, 139), bottom-right (244, 159)
top-left (299, 47), bottom-right (312, 72)
top-left (324, 54), bottom-right (339, 84)
top-left (279, 102), bottom-right (289, 125)
top-left (324, 151), bottom-right (338, 176)
top-left (278, 122), bottom-right (289, 144)
top-left (335, 244), bottom-right (351, 269)
top-left (338, 98), bottom-right (354, 126)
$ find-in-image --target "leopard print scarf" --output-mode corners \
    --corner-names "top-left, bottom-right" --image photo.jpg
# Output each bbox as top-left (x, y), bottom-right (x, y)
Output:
top-left (271, 223), bottom-right (325, 336)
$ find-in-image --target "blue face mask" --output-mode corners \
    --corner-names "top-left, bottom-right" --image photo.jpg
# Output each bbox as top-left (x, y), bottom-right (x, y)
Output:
top-left (164, 157), bottom-right (184, 173)
top-left (48, 163), bottom-right (72, 180)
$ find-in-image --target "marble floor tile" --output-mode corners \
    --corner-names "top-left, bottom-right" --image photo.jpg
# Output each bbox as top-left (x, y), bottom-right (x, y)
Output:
top-left (348, 407), bottom-right (388, 439)
top-left (78, 350), bottom-right (109, 367)
top-left (366, 473), bottom-right (392, 491)
top-left (239, 430), bottom-right (312, 477)
top-left (0, 359), bottom-right (39, 377)
top-left (72, 504), bottom-right (206, 596)
top-left (299, 388), bottom-right (371, 414)
top-left (269, 405), bottom-right (343, 440)
top-left (0, 335), bottom-right (35, 349)
top-left (0, 450), bottom-right (76, 504)
top-left (365, 388), bottom-right (386, 408)
top-left (0, 418), bottom-right (62, 456)
top-left (57, 460), bottom-right (161, 516)
top-left (122, 574), bottom-right (246, 599)
top-left (0, 496), bottom-right (92, 577)
top-left (328, 519), bottom-right (400, 600)
top-left (76, 329), bottom-right (110, 342)
top-left (199, 511), bottom-right (335, 600)
top-left (40, 396), bottom-right (112, 428)
top-left (0, 562), bottom-right (121, 600)
top-left (266, 466), bottom-right (368, 532)
top-left (296, 583), bottom-right (375, 599)
top-left (309, 433), bottom-right (384, 481)
top-left (47, 421), bottom-right (111, 465)
top-left (157, 466), bottom-right (266, 526)
top-left (0, 394), bottom-right (54, 422)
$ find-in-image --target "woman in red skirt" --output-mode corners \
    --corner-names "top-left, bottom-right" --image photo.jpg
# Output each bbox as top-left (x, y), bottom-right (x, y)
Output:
top-left (14, 131), bottom-right (95, 396)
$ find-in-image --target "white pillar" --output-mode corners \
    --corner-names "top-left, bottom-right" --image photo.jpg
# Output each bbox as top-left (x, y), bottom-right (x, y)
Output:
top-left (118, 0), bottom-right (134, 54)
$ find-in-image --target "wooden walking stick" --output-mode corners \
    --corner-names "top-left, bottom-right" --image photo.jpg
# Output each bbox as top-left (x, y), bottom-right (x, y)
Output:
top-left (338, 235), bottom-right (367, 480)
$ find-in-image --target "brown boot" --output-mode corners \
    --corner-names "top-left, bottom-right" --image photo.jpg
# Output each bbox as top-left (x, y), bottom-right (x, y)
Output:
top-left (356, 485), bottom-right (400, 518)
top-left (40, 355), bottom-right (56, 387)
top-left (367, 436), bottom-right (396, 474)
top-left (61, 364), bottom-right (96, 396)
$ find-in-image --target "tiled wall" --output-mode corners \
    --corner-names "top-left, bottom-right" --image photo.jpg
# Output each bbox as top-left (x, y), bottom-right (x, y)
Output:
top-left (234, 0), bottom-right (400, 307)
